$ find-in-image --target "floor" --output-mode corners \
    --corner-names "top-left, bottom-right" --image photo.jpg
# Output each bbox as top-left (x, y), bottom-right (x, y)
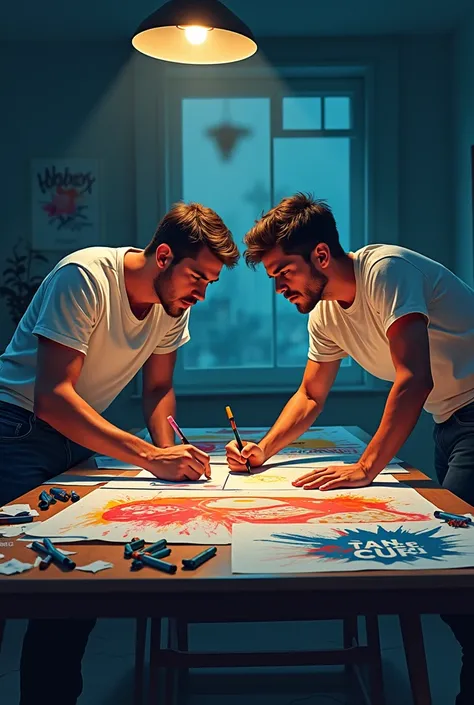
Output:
top-left (0, 615), bottom-right (461, 704)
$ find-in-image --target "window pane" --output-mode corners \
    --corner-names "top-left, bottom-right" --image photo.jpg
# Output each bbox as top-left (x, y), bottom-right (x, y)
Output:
top-left (283, 97), bottom-right (322, 130)
top-left (181, 98), bottom-right (274, 370)
top-left (273, 136), bottom-right (350, 367)
top-left (324, 97), bottom-right (351, 129)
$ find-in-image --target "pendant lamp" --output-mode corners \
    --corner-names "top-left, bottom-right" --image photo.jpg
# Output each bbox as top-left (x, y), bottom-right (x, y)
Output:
top-left (132, 0), bottom-right (257, 65)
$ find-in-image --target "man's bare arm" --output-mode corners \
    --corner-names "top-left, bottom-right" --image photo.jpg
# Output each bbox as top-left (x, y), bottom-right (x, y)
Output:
top-left (34, 337), bottom-right (209, 478)
top-left (142, 351), bottom-right (178, 448)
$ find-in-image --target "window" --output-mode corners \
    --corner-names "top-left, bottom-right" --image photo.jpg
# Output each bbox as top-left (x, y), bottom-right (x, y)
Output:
top-left (164, 76), bottom-right (367, 393)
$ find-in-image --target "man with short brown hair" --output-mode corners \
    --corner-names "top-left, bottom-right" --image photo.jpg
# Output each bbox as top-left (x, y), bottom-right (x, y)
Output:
top-left (0, 201), bottom-right (239, 705)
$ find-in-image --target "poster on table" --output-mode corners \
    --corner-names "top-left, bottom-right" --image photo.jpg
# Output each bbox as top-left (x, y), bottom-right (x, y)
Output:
top-left (27, 486), bottom-right (438, 545)
top-left (231, 521), bottom-right (474, 573)
top-left (31, 159), bottom-right (100, 250)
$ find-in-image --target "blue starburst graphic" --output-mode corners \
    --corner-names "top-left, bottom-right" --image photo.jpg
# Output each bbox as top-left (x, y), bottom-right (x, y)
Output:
top-left (261, 525), bottom-right (464, 564)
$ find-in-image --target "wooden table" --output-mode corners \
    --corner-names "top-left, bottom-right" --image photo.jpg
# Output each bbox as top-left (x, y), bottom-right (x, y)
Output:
top-left (1, 427), bottom-right (473, 705)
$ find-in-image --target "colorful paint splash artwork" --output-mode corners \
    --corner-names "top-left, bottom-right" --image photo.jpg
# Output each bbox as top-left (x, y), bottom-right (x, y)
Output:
top-left (28, 488), bottom-right (438, 545)
top-left (232, 522), bottom-right (474, 573)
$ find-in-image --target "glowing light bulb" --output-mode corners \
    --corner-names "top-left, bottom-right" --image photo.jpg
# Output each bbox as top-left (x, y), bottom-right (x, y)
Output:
top-left (183, 25), bottom-right (209, 45)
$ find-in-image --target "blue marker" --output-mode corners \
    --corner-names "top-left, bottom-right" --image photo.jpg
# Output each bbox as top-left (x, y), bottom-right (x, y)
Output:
top-left (49, 487), bottom-right (70, 502)
top-left (144, 539), bottom-right (167, 555)
top-left (39, 554), bottom-right (53, 570)
top-left (134, 553), bottom-right (177, 574)
top-left (42, 538), bottom-right (76, 570)
top-left (38, 490), bottom-right (56, 510)
top-left (70, 491), bottom-right (80, 503)
top-left (182, 547), bottom-right (217, 570)
top-left (434, 510), bottom-right (472, 524)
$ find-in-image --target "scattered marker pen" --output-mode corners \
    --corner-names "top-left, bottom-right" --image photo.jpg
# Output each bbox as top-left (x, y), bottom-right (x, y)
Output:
top-left (144, 539), bottom-right (167, 555)
top-left (49, 487), bottom-right (70, 502)
top-left (39, 554), bottom-right (53, 571)
top-left (70, 491), bottom-right (80, 503)
top-left (134, 552), bottom-right (177, 574)
top-left (182, 547), bottom-right (217, 571)
top-left (43, 538), bottom-right (76, 570)
top-left (38, 490), bottom-right (55, 510)
top-left (131, 547), bottom-right (171, 561)
top-left (434, 510), bottom-right (472, 524)
top-left (124, 537), bottom-right (145, 558)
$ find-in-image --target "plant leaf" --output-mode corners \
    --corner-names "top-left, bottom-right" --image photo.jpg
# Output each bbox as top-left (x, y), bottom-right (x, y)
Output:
top-left (0, 286), bottom-right (16, 297)
top-left (32, 253), bottom-right (48, 262)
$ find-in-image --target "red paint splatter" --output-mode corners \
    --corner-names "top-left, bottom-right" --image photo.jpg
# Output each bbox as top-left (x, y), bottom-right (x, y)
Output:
top-left (100, 495), bottom-right (431, 534)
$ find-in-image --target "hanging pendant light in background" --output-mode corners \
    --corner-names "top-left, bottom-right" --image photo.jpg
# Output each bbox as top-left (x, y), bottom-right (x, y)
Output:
top-left (132, 0), bottom-right (257, 65)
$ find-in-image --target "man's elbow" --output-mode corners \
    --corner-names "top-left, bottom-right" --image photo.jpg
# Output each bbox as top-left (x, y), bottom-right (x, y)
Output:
top-left (33, 389), bottom-right (64, 424)
top-left (402, 371), bottom-right (434, 399)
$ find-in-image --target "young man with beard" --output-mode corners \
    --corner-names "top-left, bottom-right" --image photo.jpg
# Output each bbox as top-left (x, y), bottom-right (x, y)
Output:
top-left (0, 201), bottom-right (239, 705)
top-left (225, 192), bottom-right (474, 705)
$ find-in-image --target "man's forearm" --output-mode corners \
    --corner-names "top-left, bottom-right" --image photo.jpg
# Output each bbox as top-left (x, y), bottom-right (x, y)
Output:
top-left (260, 389), bottom-right (321, 459)
top-left (35, 389), bottom-right (161, 471)
top-left (360, 376), bottom-right (432, 478)
top-left (143, 386), bottom-right (176, 447)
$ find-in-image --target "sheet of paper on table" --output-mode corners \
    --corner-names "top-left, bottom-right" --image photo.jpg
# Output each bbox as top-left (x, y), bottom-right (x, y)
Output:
top-left (231, 520), bottom-right (474, 574)
top-left (99, 426), bottom-right (404, 468)
top-left (44, 473), bottom-right (120, 486)
top-left (95, 456), bottom-right (142, 470)
top-left (101, 465), bottom-right (229, 491)
top-left (225, 468), bottom-right (400, 492)
top-left (261, 457), bottom-right (407, 473)
top-left (27, 486), bottom-right (440, 545)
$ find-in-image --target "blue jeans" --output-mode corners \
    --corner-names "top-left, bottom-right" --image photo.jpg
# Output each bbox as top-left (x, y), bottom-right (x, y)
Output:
top-left (0, 401), bottom-right (95, 705)
top-left (434, 400), bottom-right (474, 705)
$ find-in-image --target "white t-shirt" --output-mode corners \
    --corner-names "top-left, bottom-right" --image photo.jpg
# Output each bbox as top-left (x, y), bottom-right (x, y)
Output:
top-left (308, 244), bottom-right (474, 423)
top-left (0, 247), bottom-right (190, 413)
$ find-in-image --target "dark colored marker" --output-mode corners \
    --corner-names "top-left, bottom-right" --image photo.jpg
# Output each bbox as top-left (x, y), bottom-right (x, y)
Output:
top-left (434, 510), bottom-right (472, 524)
top-left (182, 547), bottom-right (217, 571)
top-left (124, 537), bottom-right (145, 558)
top-left (39, 554), bottom-right (53, 570)
top-left (144, 539), bottom-right (167, 555)
top-left (70, 491), bottom-right (80, 503)
top-left (38, 490), bottom-right (56, 510)
top-left (49, 488), bottom-right (70, 502)
top-left (226, 406), bottom-right (251, 473)
top-left (42, 538), bottom-right (76, 570)
top-left (137, 553), bottom-right (177, 574)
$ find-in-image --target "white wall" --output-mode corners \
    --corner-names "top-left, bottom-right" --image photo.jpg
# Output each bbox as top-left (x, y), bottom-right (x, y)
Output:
top-left (453, 7), bottom-right (474, 283)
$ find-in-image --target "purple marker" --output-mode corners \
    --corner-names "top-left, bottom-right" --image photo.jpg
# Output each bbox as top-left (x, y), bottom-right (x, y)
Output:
top-left (166, 415), bottom-right (190, 445)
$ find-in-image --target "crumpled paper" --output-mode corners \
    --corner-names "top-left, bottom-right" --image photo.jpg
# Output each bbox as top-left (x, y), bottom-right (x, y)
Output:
top-left (76, 561), bottom-right (114, 574)
top-left (0, 558), bottom-right (34, 575)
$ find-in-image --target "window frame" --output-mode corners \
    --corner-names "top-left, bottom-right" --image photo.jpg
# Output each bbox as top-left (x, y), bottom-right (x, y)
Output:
top-left (160, 76), bottom-right (367, 393)
top-left (132, 46), bottom-right (400, 397)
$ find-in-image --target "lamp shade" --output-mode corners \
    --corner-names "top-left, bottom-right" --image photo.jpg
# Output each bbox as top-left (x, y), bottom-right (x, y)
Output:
top-left (132, 0), bottom-right (257, 64)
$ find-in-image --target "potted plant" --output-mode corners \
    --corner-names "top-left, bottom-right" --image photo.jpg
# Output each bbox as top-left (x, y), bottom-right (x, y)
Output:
top-left (0, 240), bottom-right (48, 326)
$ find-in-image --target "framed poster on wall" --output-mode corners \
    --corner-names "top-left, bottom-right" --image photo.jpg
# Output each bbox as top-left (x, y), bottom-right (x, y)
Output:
top-left (31, 159), bottom-right (101, 251)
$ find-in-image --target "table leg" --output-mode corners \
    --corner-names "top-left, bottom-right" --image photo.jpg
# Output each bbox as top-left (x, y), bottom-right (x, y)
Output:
top-left (148, 618), bottom-right (165, 705)
top-left (169, 620), bottom-right (189, 702)
top-left (134, 618), bottom-right (147, 705)
top-left (365, 615), bottom-right (385, 705)
top-left (343, 616), bottom-right (359, 649)
top-left (399, 614), bottom-right (432, 705)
